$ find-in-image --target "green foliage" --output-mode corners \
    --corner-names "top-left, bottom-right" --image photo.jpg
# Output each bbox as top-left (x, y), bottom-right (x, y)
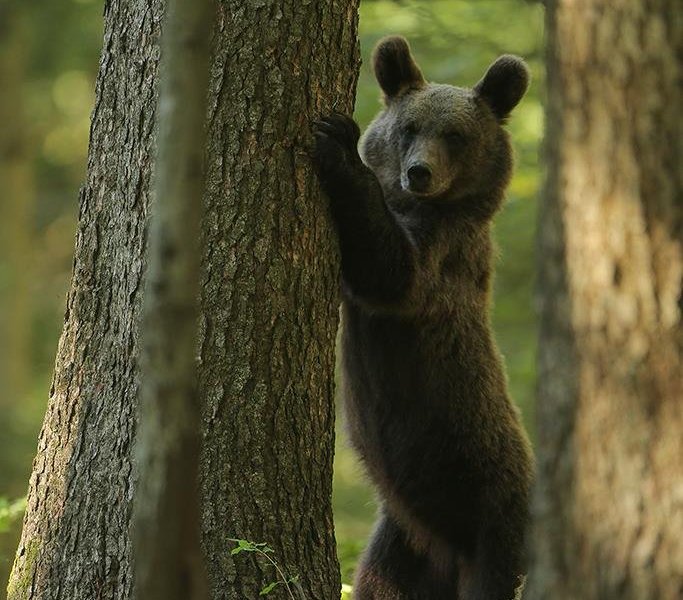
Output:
top-left (228, 538), bottom-right (301, 599)
top-left (229, 539), bottom-right (274, 556)
top-left (0, 498), bottom-right (25, 534)
top-left (336, 536), bottom-right (366, 586)
top-left (228, 538), bottom-right (355, 599)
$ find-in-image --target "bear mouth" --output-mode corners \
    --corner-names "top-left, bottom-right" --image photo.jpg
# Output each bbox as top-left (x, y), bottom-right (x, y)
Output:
top-left (400, 178), bottom-right (452, 199)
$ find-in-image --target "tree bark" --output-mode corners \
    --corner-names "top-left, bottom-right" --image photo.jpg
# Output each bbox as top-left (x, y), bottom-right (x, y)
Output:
top-left (529, 1), bottom-right (682, 599)
top-left (7, 0), bottom-right (162, 597)
top-left (7, 0), bottom-right (360, 598)
top-left (132, 0), bottom-right (210, 597)
top-left (197, 3), bottom-right (359, 599)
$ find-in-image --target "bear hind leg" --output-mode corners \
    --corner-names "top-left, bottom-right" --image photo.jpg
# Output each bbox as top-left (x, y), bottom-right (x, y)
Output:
top-left (457, 516), bottom-right (527, 600)
top-left (354, 514), bottom-right (458, 600)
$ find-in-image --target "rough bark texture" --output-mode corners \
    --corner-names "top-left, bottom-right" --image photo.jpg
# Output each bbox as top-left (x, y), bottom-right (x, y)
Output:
top-left (132, 0), bottom-right (210, 597)
top-left (6, 1), bottom-right (162, 597)
top-left (8, 0), bottom-right (360, 598)
top-left (197, 3), bottom-right (359, 599)
top-left (529, 1), bottom-right (682, 599)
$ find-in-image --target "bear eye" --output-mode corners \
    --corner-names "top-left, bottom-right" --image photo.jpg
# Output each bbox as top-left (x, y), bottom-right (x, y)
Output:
top-left (446, 131), bottom-right (466, 144)
top-left (401, 123), bottom-right (418, 137)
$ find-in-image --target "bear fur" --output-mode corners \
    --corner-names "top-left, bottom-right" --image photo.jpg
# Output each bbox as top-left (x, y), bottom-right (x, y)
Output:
top-left (313, 36), bottom-right (534, 600)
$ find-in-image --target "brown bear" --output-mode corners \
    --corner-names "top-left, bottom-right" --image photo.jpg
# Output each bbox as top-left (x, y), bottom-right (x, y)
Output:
top-left (313, 36), bottom-right (534, 600)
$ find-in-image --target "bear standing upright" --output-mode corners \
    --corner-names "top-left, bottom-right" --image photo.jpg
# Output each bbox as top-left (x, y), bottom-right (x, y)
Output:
top-left (313, 36), bottom-right (534, 600)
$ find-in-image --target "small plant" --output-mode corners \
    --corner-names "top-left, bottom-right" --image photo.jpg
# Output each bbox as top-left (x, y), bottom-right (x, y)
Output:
top-left (228, 538), bottom-right (301, 599)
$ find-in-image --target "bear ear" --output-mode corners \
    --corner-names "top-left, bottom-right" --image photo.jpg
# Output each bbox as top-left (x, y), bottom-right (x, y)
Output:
top-left (474, 55), bottom-right (530, 120)
top-left (372, 36), bottom-right (426, 100)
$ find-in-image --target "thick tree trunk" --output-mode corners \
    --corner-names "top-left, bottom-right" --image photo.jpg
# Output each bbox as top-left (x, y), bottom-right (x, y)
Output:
top-left (132, 0), bottom-right (210, 597)
top-left (529, 1), bottom-right (682, 599)
top-left (7, 0), bottom-right (162, 597)
top-left (8, 0), bottom-right (359, 598)
top-left (197, 3), bottom-right (359, 599)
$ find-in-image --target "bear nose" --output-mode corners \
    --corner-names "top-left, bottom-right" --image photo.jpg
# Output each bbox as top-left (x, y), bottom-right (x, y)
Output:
top-left (407, 163), bottom-right (432, 191)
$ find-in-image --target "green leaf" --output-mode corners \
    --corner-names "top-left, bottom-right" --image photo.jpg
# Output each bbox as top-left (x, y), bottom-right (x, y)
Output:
top-left (259, 582), bottom-right (279, 595)
top-left (229, 538), bottom-right (264, 555)
top-left (228, 538), bottom-right (275, 556)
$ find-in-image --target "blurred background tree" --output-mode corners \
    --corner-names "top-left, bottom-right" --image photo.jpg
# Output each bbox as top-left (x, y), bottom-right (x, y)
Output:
top-left (529, 1), bottom-right (682, 597)
top-left (0, 0), bottom-right (543, 593)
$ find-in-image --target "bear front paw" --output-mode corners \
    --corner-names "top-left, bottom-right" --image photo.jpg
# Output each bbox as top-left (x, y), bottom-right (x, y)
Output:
top-left (312, 113), bottom-right (362, 190)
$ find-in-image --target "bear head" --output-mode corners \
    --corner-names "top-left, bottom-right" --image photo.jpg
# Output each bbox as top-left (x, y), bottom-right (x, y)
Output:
top-left (360, 36), bottom-right (529, 214)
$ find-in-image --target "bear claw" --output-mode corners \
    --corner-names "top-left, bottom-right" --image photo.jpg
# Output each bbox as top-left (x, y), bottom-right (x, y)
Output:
top-left (312, 113), bottom-right (363, 185)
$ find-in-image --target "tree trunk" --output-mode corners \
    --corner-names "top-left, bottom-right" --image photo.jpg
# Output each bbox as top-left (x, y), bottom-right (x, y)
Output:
top-left (7, 0), bottom-right (162, 597)
top-left (132, 0), bottom-right (210, 597)
top-left (197, 3), bottom-right (359, 599)
top-left (8, 0), bottom-right (360, 598)
top-left (529, 1), bottom-right (682, 599)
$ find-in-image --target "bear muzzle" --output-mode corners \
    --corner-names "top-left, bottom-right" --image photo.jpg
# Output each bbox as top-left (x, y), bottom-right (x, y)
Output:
top-left (406, 162), bottom-right (432, 193)
top-left (401, 162), bottom-right (454, 198)
top-left (400, 137), bottom-right (453, 198)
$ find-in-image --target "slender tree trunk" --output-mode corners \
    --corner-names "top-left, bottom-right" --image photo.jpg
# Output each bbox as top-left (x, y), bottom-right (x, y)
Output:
top-left (7, 0), bottom-right (163, 597)
top-left (8, 0), bottom-right (360, 598)
top-left (529, 1), bottom-right (682, 599)
top-left (132, 0), bottom-right (210, 597)
top-left (197, 3), bottom-right (359, 599)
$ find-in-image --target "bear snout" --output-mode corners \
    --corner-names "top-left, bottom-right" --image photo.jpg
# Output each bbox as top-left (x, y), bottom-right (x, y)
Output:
top-left (406, 162), bottom-right (432, 192)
